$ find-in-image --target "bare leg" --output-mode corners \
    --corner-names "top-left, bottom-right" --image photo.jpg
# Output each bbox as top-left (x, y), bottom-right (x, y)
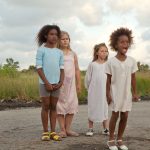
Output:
top-left (88, 119), bottom-right (94, 129)
top-left (108, 111), bottom-right (119, 146)
top-left (49, 96), bottom-right (58, 132)
top-left (65, 114), bottom-right (79, 136)
top-left (103, 119), bottom-right (109, 130)
top-left (41, 97), bottom-right (50, 132)
top-left (85, 119), bottom-right (94, 136)
top-left (117, 112), bottom-right (129, 146)
top-left (57, 114), bottom-right (67, 137)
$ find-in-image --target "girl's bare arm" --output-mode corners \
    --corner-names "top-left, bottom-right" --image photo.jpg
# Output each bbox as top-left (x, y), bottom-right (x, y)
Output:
top-left (106, 74), bottom-right (112, 105)
top-left (131, 73), bottom-right (138, 101)
top-left (74, 53), bottom-right (81, 93)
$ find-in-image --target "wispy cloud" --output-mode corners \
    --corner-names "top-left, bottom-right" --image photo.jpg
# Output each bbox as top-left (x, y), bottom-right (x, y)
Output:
top-left (0, 0), bottom-right (150, 69)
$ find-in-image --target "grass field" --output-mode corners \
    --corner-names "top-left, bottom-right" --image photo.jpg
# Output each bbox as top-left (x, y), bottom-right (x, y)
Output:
top-left (0, 71), bottom-right (149, 103)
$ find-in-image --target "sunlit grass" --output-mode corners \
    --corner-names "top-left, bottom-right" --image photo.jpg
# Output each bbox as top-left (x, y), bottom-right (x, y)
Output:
top-left (0, 71), bottom-right (149, 102)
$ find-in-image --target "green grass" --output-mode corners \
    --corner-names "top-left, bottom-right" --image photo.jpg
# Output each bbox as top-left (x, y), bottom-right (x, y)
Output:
top-left (136, 71), bottom-right (150, 96)
top-left (0, 71), bottom-right (150, 102)
top-left (0, 72), bottom-right (39, 101)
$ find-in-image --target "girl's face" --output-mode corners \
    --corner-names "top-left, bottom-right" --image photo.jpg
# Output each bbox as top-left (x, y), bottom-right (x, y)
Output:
top-left (60, 34), bottom-right (70, 49)
top-left (47, 29), bottom-right (58, 44)
top-left (97, 46), bottom-right (108, 60)
top-left (116, 35), bottom-right (129, 55)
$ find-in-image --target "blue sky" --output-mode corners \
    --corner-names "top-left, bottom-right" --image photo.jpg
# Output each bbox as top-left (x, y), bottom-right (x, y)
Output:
top-left (0, 0), bottom-right (150, 70)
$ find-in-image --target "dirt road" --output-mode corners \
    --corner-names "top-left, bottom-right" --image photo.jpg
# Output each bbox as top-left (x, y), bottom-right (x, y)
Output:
top-left (0, 101), bottom-right (150, 150)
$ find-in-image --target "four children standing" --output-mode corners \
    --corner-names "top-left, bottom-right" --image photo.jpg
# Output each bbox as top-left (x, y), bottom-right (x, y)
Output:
top-left (36, 25), bottom-right (139, 150)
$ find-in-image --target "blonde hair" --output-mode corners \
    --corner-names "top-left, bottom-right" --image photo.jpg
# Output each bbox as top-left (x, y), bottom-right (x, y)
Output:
top-left (58, 31), bottom-right (71, 50)
top-left (92, 43), bottom-right (108, 62)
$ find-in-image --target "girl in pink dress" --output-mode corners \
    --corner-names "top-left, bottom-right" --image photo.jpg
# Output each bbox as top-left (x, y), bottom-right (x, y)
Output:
top-left (57, 31), bottom-right (81, 137)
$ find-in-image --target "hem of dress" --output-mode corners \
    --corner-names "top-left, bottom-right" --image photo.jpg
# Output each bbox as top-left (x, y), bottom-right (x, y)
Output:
top-left (88, 117), bottom-right (108, 123)
top-left (111, 109), bottom-right (131, 112)
top-left (57, 111), bottom-right (78, 115)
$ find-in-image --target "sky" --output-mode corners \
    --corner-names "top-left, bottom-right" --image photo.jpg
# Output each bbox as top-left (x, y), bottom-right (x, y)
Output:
top-left (0, 0), bottom-right (150, 70)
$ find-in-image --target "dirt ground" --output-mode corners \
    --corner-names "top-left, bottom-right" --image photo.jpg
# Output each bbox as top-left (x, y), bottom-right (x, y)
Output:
top-left (0, 101), bottom-right (150, 150)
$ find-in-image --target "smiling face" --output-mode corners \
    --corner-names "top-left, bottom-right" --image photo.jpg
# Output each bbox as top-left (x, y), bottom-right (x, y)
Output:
top-left (116, 35), bottom-right (129, 55)
top-left (97, 46), bottom-right (108, 60)
top-left (60, 33), bottom-right (70, 49)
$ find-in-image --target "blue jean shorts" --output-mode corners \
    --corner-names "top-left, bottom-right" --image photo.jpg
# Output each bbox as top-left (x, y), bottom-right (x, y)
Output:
top-left (39, 84), bottom-right (60, 98)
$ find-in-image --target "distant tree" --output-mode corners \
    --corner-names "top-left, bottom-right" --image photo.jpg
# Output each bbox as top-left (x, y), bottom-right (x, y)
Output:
top-left (21, 65), bottom-right (36, 73)
top-left (143, 64), bottom-right (149, 71)
top-left (3, 58), bottom-right (19, 70)
top-left (137, 61), bottom-right (141, 71)
top-left (137, 61), bottom-right (149, 72)
top-left (0, 58), bottom-right (20, 77)
top-left (28, 65), bottom-right (36, 71)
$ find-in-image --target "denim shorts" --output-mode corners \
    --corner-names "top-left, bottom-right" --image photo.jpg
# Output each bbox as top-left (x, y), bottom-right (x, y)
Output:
top-left (39, 84), bottom-right (60, 98)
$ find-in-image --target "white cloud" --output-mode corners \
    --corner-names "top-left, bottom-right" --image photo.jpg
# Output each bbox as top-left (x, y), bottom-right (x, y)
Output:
top-left (0, 0), bottom-right (150, 70)
top-left (107, 0), bottom-right (150, 27)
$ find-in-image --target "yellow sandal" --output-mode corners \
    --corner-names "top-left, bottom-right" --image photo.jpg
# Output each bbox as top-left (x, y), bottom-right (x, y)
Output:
top-left (41, 132), bottom-right (50, 141)
top-left (50, 132), bottom-right (62, 141)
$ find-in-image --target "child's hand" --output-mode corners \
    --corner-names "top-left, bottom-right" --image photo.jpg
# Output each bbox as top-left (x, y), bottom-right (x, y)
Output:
top-left (106, 94), bottom-right (112, 105)
top-left (52, 82), bottom-right (63, 90)
top-left (45, 83), bottom-right (53, 91)
top-left (132, 94), bottom-right (140, 102)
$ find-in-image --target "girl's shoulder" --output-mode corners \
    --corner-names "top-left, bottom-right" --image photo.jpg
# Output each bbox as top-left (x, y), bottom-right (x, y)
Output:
top-left (37, 46), bottom-right (44, 51)
top-left (68, 50), bottom-right (78, 59)
top-left (69, 50), bottom-right (76, 56)
top-left (88, 61), bottom-right (96, 68)
top-left (126, 56), bottom-right (137, 66)
top-left (55, 47), bottom-right (62, 52)
top-left (127, 56), bottom-right (136, 62)
top-left (54, 48), bottom-right (63, 55)
top-left (106, 57), bottom-right (116, 64)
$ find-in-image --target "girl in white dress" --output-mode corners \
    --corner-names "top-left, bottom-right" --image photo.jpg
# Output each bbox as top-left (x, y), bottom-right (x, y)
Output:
top-left (105, 27), bottom-right (138, 150)
top-left (85, 43), bottom-right (109, 136)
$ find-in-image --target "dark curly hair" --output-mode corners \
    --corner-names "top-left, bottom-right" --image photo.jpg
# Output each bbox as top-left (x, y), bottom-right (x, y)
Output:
top-left (109, 27), bottom-right (133, 51)
top-left (36, 25), bottom-right (61, 46)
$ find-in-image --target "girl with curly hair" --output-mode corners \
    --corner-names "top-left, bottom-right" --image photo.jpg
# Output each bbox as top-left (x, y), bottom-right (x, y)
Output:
top-left (105, 27), bottom-right (139, 150)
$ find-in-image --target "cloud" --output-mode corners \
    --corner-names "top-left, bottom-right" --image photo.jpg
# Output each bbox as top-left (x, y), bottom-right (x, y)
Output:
top-left (76, 2), bottom-right (104, 26)
top-left (0, 0), bottom-right (150, 70)
top-left (1, 0), bottom-right (105, 27)
top-left (107, 0), bottom-right (150, 27)
top-left (141, 28), bottom-right (150, 41)
top-left (0, 48), bottom-right (36, 69)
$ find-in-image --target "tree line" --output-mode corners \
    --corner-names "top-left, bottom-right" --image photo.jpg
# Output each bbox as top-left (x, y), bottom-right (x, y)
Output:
top-left (0, 58), bottom-right (149, 76)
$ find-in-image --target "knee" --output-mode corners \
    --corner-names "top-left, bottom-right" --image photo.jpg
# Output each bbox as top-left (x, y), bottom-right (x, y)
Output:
top-left (42, 103), bottom-right (50, 111)
top-left (112, 112), bottom-right (119, 121)
top-left (50, 104), bottom-right (57, 111)
top-left (121, 112), bottom-right (128, 121)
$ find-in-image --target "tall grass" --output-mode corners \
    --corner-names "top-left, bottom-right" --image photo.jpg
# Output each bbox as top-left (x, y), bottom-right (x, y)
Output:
top-left (0, 72), bottom-right (39, 101)
top-left (0, 71), bottom-right (149, 102)
top-left (136, 71), bottom-right (150, 96)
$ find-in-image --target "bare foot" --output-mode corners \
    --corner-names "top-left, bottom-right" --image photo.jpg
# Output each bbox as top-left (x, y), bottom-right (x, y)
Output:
top-left (66, 131), bottom-right (79, 137)
top-left (58, 131), bottom-right (67, 138)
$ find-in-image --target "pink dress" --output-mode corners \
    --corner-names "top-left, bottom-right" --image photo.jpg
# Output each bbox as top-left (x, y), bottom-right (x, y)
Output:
top-left (57, 51), bottom-right (78, 115)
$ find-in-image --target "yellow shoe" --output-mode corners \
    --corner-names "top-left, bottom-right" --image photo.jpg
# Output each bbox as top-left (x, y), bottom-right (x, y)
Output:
top-left (50, 132), bottom-right (62, 141)
top-left (41, 132), bottom-right (50, 141)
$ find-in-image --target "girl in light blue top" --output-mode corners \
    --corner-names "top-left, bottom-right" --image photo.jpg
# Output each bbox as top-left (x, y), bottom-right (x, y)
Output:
top-left (36, 25), bottom-right (64, 141)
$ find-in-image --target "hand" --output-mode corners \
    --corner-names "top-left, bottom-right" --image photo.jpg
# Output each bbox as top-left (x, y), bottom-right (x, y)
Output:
top-left (106, 94), bottom-right (112, 105)
top-left (132, 94), bottom-right (139, 102)
top-left (52, 82), bottom-right (63, 91)
top-left (45, 83), bottom-right (53, 91)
